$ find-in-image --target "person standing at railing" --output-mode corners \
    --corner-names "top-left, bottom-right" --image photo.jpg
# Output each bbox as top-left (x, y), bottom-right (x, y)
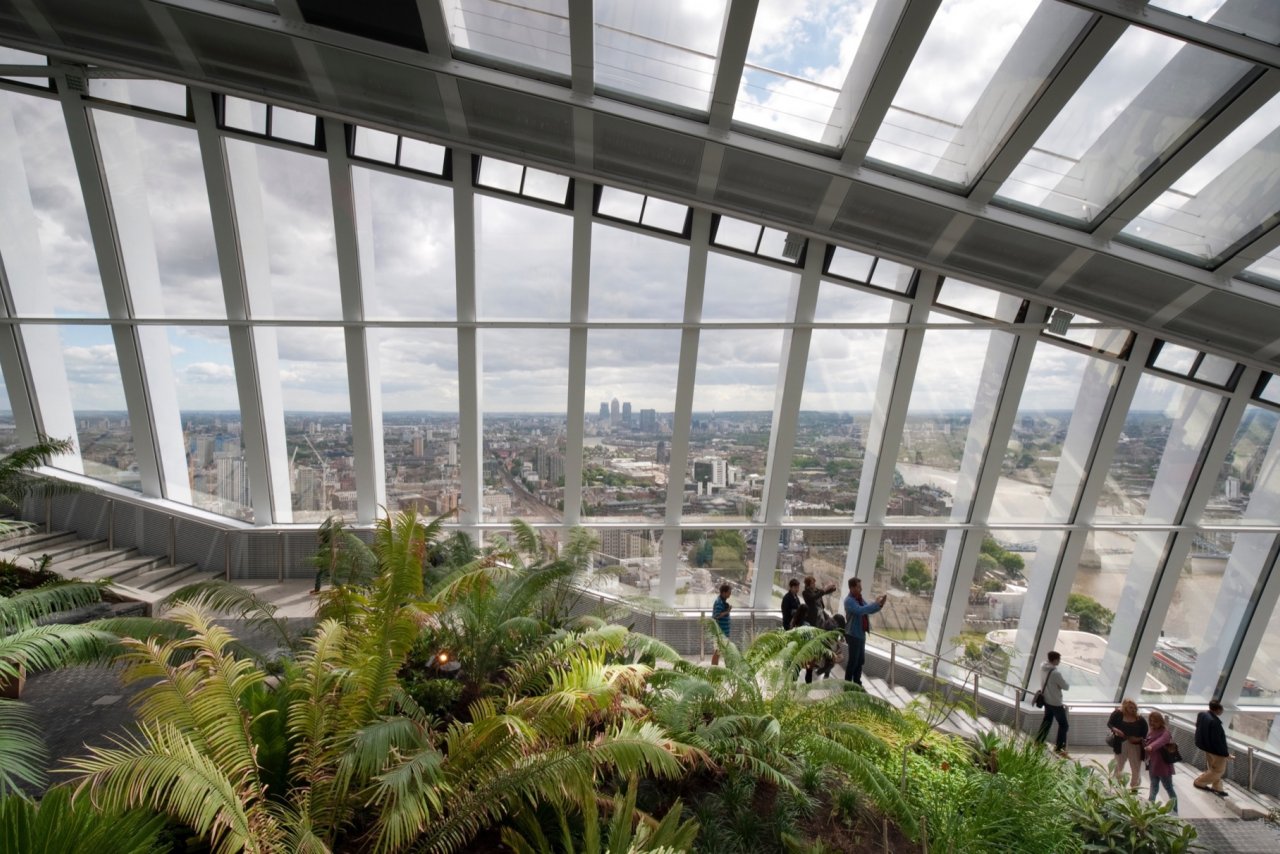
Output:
top-left (1193, 699), bottom-right (1233, 797)
top-left (710, 583), bottom-right (732, 666)
top-left (801, 576), bottom-right (838, 683)
top-left (843, 577), bottom-right (885, 686)
top-left (781, 578), bottom-right (803, 631)
top-left (1034, 650), bottom-right (1071, 758)
top-left (1145, 711), bottom-right (1178, 813)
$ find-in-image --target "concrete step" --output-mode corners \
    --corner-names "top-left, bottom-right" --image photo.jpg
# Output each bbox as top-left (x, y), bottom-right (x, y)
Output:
top-left (50, 547), bottom-right (139, 577)
top-left (114, 561), bottom-right (201, 591)
top-left (81, 553), bottom-right (172, 583)
top-left (865, 677), bottom-right (898, 705)
top-left (114, 567), bottom-right (215, 606)
top-left (1, 530), bottom-right (80, 554)
top-left (25, 538), bottom-right (108, 563)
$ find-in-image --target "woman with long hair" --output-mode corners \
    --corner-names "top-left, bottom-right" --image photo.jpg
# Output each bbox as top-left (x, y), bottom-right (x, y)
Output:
top-left (1107, 698), bottom-right (1148, 791)
top-left (1145, 710), bottom-right (1178, 812)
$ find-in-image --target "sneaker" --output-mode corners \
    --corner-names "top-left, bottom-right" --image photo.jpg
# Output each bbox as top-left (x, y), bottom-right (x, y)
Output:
top-left (1055, 747), bottom-right (1071, 759)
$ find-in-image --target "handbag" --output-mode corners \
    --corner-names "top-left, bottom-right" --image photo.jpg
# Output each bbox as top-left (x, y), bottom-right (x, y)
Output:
top-left (1160, 741), bottom-right (1182, 765)
top-left (1106, 733), bottom-right (1123, 752)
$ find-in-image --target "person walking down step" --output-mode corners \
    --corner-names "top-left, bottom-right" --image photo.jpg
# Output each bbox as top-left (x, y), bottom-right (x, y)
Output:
top-left (1034, 650), bottom-right (1071, 757)
top-left (1145, 710), bottom-right (1178, 813)
top-left (1193, 699), bottom-right (1233, 797)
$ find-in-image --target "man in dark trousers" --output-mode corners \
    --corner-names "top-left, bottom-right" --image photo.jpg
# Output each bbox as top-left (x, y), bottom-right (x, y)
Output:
top-left (1193, 699), bottom-right (1233, 797)
top-left (781, 578), bottom-right (803, 630)
top-left (1034, 650), bottom-right (1071, 757)
top-left (843, 577), bottom-right (885, 685)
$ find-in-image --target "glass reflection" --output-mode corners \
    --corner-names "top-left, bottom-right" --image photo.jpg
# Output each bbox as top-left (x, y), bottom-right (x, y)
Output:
top-left (168, 327), bottom-right (251, 521)
top-left (54, 325), bottom-right (139, 490)
top-left (446, 0), bottom-right (571, 76)
top-left (674, 527), bottom-right (757, 609)
top-left (1203, 405), bottom-right (1280, 525)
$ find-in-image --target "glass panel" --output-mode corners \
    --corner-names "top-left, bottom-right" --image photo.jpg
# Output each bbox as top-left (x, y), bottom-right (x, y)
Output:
top-left (0, 370), bottom-right (15, 455)
top-left (868, 259), bottom-right (913, 292)
top-left (733, 0), bottom-right (875, 143)
top-left (597, 527), bottom-right (665, 598)
top-left (712, 215), bottom-right (761, 253)
top-left (1096, 374), bottom-right (1222, 524)
top-left (1143, 531), bottom-right (1275, 704)
top-left (870, 530), bottom-right (943, 649)
top-left (0, 90), bottom-right (107, 317)
top-left (1152, 1), bottom-right (1280, 41)
top-left (1240, 248), bottom-right (1280, 287)
top-left (227, 139), bottom-right (342, 319)
top-left (827, 247), bottom-right (875, 283)
top-left (640, 196), bottom-right (688, 232)
top-left (787, 328), bottom-right (890, 520)
top-left (814, 281), bottom-right (899, 323)
top-left (476, 195), bottom-right (571, 320)
top-left (964, 528), bottom-right (1061, 693)
top-left (1120, 92), bottom-right (1280, 262)
top-left (757, 228), bottom-right (803, 263)
top-left (0, 46), bottom-right (44, 64)
top-left (597, 186), bottom-right (644, 221)
top-left (682, 330), bottom-right (783, 522)
top-left (1236, 553), bottom-right (1280, 711)
top-left (588, 223), bottom-right (688, 322)
top-left (481, 328), bottom-right (567, 522)
top-left (55, 325), bottom-right (139, 490)
top-left (223, 96), bottom-right (267, 134)
top-left (1046, 320), bottom-right (1131, 356)
top-left (870, 0), bottom-right (1089, 184)
top-left (594, 0), bottom-right (729, 112)
top-left (445, 0), bottom-right (571, 76)
top-left (1258, 374), bottom-right (1280, 406)
top-left (94, 110), bottom-right (224, 319)
top-left (168, 326), bottom-right (252, 521)
top-left (353, 165), bottom-right (456, 320)
top-left (1195, 353), bottom-right (1236, 386)
top-left (398, 138), bottom-right (447, 175)
top-left (477, 156), bottom-right (524, 193)
top-left (702, 252), bottom-right (795, 322)
top-left (88, 78), bottom-right (187, 115)
top-left (269, 106), bottom-right (316, 145)
top-left (1152, 341), bottom-right (1199, 374)
top-left (674, 527), bottom-right (756, 609)
top-left (378, 328), bottom-right (462, 517)
top-left (275, 327), bottom-right (354, 522)
top-left (581, 329), bottom-right (680, 521)
top-left (936, 278), bottom-right (1008, 320)
top-left (353, 126), bottom-right (398, 162)
top-left (991, 342), bottom-right (1119, 523)
top-left (1201, 404), bottom-right (1280, 525)
top-left (521, 167), bottom-right (570, 203)
top-left (890, 329), bottom-right (1004, 521)
top-left (995, 30), bottom-right (1252, 222)
top-left (1227, 711), bottom-right (1280, 752)
top-left (773, 529), bottom-right (851, 608)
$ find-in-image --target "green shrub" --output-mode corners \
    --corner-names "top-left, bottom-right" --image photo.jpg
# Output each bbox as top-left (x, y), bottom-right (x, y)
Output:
top-left (1062, 769), bottom-right (1200, 853)
top-left (403, 675), bottom-right (464, 716)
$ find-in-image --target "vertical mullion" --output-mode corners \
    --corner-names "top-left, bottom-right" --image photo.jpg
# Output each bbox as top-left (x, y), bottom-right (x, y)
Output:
top-left (562, 182), bottom-right (592, 529)
top-left (453, 151), bottom-right (482, 539)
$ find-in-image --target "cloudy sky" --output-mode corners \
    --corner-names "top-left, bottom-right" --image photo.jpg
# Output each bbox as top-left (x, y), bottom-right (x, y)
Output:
top-left (0, 0), bottom-right (1256, 432)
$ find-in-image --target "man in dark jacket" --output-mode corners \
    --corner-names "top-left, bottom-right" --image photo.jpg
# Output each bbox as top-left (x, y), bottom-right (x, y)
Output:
top-left (1193, 700), bottom-right (1233, 796)
top-left (781, 578), bottom-right (802, 630)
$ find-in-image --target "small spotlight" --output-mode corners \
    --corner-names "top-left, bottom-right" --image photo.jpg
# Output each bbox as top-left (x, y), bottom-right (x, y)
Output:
top-left (437, 652), bottom-right (449, 664)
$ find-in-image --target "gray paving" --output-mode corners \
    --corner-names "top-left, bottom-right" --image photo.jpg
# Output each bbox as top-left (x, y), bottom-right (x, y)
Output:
top-left (1185, 819), bottom-right (1280, 853)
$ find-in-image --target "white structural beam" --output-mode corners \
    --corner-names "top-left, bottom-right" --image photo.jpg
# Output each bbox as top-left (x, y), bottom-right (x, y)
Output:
top-left (193, 90), bottom-right (291, 523)
top-left (0, 91), bottom-right (80, 466)
top-left (834, 0), bottom-right (941, 165)
top-left (1093, 69), bottom-right (1280, 241)
top-left (706, 0), bottom-right (757, 132)
top-left (926, 299), bottom-right (1047, 658)
top-left (1013, 333), bottom-right (1155, 692)
top-left (561, 182), bottom-right (592, 527)
top-left (452, 151), bottom-right (482, 537)
top-left (1221, 536), bottom-right (1280, 727)
top-left (658, 209), bottom-right (711, 603)
top-left (567, 0), bottom-right (593, 96)
top-left (57, 73), bottom-right (189, 502)
top-left (1120, 365), bottom-right (1259, 700)
top-left (966, 15), bottom-right (1128, 205)
top-left (1216, 220), bottom-right (1280, 281)
top-left (751, 242), bottom-right (822, 609)
top-left (325, 117), bottom-right (384, 523)
top-left (414, 0), bottom-right (469, 137)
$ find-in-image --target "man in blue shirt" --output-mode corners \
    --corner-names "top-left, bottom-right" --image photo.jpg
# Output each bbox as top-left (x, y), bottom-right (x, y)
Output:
top-left (843, 577), bottom-right (885, 685)
top-left (711, 583), bottom-right (732, 665)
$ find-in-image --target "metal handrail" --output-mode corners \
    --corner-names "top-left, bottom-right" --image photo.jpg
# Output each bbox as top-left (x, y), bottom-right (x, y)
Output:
top-left (868, 631), bottom-right (1033, 699)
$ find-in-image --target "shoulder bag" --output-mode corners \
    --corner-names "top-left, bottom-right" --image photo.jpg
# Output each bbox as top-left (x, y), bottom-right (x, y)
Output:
top-left (1032, 669), bottom-right (1049, 708)
top-left (1160, 740), bottom-right (1182, 765)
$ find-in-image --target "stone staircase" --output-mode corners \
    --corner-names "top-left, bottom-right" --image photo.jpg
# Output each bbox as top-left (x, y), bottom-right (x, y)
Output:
top-left (1, 527), bottom-right (214, 611)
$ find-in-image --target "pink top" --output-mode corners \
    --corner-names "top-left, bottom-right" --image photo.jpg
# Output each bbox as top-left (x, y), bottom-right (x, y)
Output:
top-left (1145, 727), bottom-right (1174, 778)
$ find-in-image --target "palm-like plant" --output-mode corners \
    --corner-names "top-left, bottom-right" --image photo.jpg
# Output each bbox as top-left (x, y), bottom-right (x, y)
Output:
top-left (0, 582), bottom-right (116, 795)
top-left (0, 435), bottom-right (79, 536)
top-left (646, 627), bottom-right (912, 832)
top-left (0, 786), bottom-right (167, 854)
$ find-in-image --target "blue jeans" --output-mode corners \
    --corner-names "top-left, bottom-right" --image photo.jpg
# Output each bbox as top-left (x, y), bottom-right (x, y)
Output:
top-left (1036, 704), bottom-right (1069, 750)
top-left (1149, 774), bottom-right (1177, 812)
top-left (844, 635), bottom-right (866, 684)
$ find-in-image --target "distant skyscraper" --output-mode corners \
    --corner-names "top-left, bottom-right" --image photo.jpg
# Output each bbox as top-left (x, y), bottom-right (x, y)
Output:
top-left (622, 402), bottom-right (632, 425)
top-left (610, 398), bottom-right (620, 425)
top-left (656, 440), bottom-right (668, 464)
top-left (448, 441), bottom-right (458, 467)
top-left (216, 456), bottom-right (251, 509)
top-left (599, 402), bottom-right (610, 421)
top-left (639, 409), bottom-right (657, 431)
top-left (412, 434), bottom-right (425, 457)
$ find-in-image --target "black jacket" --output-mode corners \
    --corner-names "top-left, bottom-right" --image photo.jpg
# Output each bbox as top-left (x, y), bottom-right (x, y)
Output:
top-left (1194, 710), bottom-right (1229, 757)
top-left (781, 591), bottom-right (802, 629)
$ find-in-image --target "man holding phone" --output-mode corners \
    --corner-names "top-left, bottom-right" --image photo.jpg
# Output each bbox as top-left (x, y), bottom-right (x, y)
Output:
top-left (843, 577), bottom-right (886, 686)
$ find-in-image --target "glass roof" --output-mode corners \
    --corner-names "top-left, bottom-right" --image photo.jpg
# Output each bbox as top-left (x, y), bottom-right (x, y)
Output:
top-left (995, 26), bottom-right (1254, 222)
top-left (1121, 90), bottom-right (1280, 263)
top-left (445, 0), bottom-right (571, 76)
